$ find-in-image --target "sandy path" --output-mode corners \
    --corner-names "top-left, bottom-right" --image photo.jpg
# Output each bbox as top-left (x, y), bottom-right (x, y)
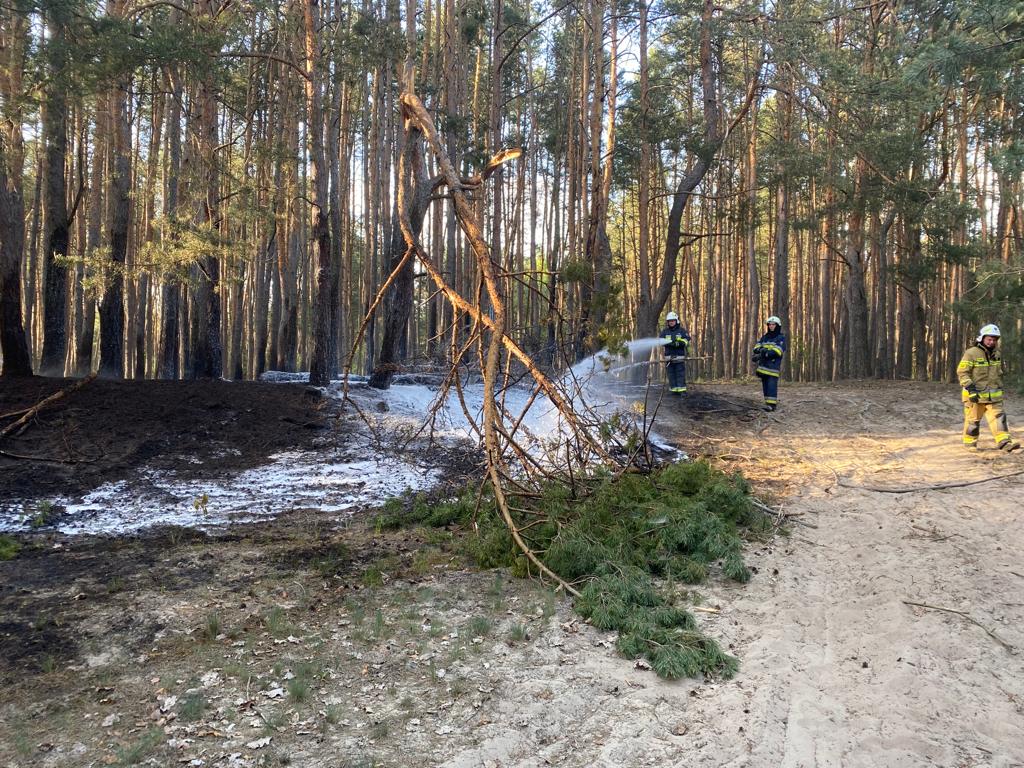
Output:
top-left (444, 382), bottom-right (1024, 767)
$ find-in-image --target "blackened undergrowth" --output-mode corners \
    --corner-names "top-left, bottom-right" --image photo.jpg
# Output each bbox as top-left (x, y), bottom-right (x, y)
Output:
top-left (377, 461), bottom-right (769, 679)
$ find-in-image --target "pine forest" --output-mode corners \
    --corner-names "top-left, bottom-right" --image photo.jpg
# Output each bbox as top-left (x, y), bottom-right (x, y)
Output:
top-left (1, 0), bottom-right (1021, 384)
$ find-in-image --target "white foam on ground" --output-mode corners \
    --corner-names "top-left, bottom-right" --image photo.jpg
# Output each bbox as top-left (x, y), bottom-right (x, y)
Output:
top-left (347, 380), bottom-right (563, 444)
top-left (4, 352), bottom-right (681, 537)
top-left (342, 348), bottom-right (680, 462)
top-left (0, 450), bottom-right (438, 536)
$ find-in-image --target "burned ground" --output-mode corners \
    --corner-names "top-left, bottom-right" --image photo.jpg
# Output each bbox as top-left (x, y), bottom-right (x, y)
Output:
top-left (0, 377), bottom-right (331, 505)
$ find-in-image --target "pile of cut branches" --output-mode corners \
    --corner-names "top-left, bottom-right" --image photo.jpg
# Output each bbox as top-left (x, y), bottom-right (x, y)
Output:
top-left (380, 462), bottom-right (768, 679)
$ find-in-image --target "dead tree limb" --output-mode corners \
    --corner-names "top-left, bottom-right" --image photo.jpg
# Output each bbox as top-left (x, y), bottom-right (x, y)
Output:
top-left (903, 600), bottom-right (1015, 652)
top-left (397, 91), bottom-right (583, 597)
top-left (1, 373), bottom-right (97, 440)
top-left (0, 449), bottom-right (84, 464)
top-left (399, 92), bottom-right (612, 467)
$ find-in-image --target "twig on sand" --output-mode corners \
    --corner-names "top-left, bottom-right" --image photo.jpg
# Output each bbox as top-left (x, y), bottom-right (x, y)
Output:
top-left (794, 451), bottom-right (840, 492)
top-left (750, 497), bottom-right (817, 528)
top-left (750, 497), bottom-right (781, 519)
top-left (910, 524), bottom-right (956, 542)
top-left (902, 600), bottom-right (1016, 653)
top-left (840, 468), bottom-right (1024, 494)
top-left (0, 373), bottom-right (97, 440)
top-left (794, 534), bottom-right (826, 547)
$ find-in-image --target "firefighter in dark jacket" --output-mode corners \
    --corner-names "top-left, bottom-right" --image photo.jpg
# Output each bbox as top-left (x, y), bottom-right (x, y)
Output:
top-left (659, 311), bottom-right (691, 395)
top-left (752, 315), bottom-right (786, 411)
top-left (958, 323), bottom-right (1020, 451)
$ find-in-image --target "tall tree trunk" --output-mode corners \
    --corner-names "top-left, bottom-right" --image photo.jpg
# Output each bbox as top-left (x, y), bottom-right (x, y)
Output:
top-left (40, 10), bottom-right (71, 375)
top-left (369, 124), bottom-right (430, 389)
top-left (635, 0), bottom-right (757, 334)
top-left (635, 0), bottom-right (652, 336)
top-left (0, 14), bottom-right (31, 376)
top-left (580, 0), bottom-right (616, 355)
top-left (771, 36), bottom-right (791, 327)
top-left (191, 0), bottom-right (222, 379)
top-left (0, 153), bottom-right (30, 376)
top-left (160, 63), bottom-right (183, 379)
top-left (99, 40), bottom-right (130, 378)
top-left (369, 0), bottom-right (428, 390)
top-left (305, 0), bottom-right (334, 386)
top-left (744, 101), bottom-right (760, 361)
top-left (843, 159), bottom-right (871, 378)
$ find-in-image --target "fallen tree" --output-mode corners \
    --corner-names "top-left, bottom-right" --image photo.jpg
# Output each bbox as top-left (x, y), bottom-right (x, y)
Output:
top-left (345, 91), bottom-right (764, 679)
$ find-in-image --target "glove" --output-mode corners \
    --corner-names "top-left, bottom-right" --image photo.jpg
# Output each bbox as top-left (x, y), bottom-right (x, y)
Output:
top-left (969, 392), bottom-right (980, 403)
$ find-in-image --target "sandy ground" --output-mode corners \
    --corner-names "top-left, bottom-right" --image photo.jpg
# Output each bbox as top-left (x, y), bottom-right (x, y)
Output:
top-left (434, 381), bottom-right (1024, 768)
top-left (2, 380), bottom-right (1023, 767)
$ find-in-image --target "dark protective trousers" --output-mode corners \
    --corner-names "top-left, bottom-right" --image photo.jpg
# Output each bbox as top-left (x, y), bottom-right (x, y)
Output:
top-left (666, 358), bottom-right (687, 393)
top-left (759, 372), bottom-right (779, 406)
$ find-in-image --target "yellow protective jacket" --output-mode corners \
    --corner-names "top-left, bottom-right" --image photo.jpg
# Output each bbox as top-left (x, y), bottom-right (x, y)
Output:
top-left (957, 343), bottom-right (1004, 403)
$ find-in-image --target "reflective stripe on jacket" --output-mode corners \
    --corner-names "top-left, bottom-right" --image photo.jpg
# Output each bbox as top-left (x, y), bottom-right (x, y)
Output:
top-left (957, 343), bottom-right (1004, 402)
top-left (753, 331), bottom-right (786, 376)
top-left (660, 325), bottom-right (691, 355)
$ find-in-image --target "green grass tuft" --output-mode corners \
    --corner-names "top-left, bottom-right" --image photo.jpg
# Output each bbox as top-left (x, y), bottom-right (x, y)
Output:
top-left (0, 534), bottom-right (20, 560)
top-left (466, 615), bottom-right (492, 638)
top-left (178, 692), bottom-right (205, 722)
top-left (311, 542), bottom-right (351, 578)
top-left (115, 728), bottom-right (163, 766)
top-left (375, 490), bottom-right (478, 531)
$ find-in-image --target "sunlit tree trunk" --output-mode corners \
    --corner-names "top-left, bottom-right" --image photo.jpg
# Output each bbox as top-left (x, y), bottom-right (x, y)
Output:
top-left (40, 8), bottom-right (71, 375)
top-left (99, 0), bottom-right (130, 378)
top-left (0, 14), bottom-right (32, 376)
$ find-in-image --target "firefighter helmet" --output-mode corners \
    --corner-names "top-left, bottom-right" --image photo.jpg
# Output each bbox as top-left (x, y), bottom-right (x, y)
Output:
top-left (666, 311), bottom-right (679, 322)
top-left (766, 315), bottom-right (782, 326)
top-left (978, 323), bottom-right (1001, 342)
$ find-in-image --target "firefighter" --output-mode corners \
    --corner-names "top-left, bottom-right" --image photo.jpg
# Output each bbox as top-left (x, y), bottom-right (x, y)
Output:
top-left (659, 311), bottom-right (691, 395)
top-left (752, 316), bottom-right (786, 411)
top-left (957, 324), bottom-right (1020, 451)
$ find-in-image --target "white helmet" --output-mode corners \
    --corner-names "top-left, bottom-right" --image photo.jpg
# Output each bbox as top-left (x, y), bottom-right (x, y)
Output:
top-left (977, 323), bottom-right (1001, 342)
top-left (766, 315), bottom-right (781, 326)
top-left (666, 311), bottom-right (679, 322)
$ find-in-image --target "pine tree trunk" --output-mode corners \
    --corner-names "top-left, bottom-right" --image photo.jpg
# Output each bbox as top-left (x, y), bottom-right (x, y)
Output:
top-left (0, 131), bottom-right (31, 376)
top-left (39, 10), bottom-right (70, 375)
top-left (0, 15), bottom-right (31, 376)
top-left (305, 0), bottom-right (334, 387)
top-left (99, 60), bottom-right (130, 378)
top-left (160, 64), bottom-right (183, 380)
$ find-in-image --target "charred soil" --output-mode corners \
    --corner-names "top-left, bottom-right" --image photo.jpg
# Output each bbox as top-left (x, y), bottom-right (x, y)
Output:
top-left (0, 377), bottom-right (330, 504)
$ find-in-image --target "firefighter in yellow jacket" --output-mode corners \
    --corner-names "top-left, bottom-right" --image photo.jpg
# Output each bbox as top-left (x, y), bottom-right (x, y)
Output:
top-left (957, 324), bottom-right (1020, 451)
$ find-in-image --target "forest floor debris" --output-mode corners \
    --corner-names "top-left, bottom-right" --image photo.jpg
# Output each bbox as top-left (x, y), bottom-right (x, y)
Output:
top-left (1, 379), bottom-right (1023, 766)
